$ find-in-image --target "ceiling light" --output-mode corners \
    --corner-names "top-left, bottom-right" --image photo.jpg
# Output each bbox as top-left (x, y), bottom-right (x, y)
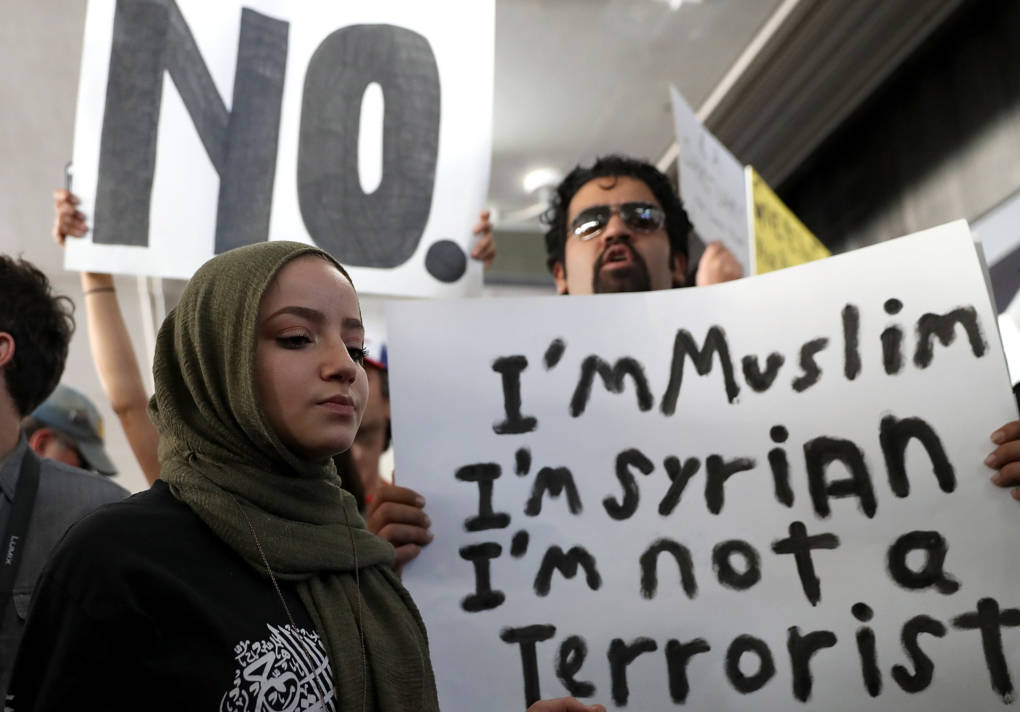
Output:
top-left (655, 0), bottom-right (702, 10)
top-left (522, 167), bottom-right (563, 195)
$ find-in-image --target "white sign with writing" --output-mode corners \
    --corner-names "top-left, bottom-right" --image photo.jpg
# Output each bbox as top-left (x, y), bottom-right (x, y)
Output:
top-left (671, 85), bottom-right (750, 274)
top-left (389, 221), bottom-right (1018, 711)
top-left (66, 0), bottom-right (493, 297)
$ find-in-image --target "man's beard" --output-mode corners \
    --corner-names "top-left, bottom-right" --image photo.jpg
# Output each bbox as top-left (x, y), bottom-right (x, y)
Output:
top-left (591, 243), bottom-right (652, 293)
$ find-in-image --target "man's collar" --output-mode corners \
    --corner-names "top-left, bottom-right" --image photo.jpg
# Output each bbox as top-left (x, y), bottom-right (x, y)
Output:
top-left (0, 434), bottom-right (29, 501)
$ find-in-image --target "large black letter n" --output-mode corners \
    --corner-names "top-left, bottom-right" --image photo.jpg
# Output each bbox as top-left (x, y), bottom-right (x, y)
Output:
top-left (95, 1), bottom-right (287, 253)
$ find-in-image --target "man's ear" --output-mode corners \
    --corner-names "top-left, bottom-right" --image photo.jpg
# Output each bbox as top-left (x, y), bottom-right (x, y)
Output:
top-left (0, 332), bottom-right (14, 370)
top-left (27, 427), bottom-right (56, 456)
top-left (552, 261), bottom-right (569, 295)
top-left (670, 253), bottom-right (688, 288)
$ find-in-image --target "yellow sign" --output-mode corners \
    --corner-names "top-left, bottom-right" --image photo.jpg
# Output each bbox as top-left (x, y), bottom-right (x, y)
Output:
top-left (750, 167), bottom-right (830, 274)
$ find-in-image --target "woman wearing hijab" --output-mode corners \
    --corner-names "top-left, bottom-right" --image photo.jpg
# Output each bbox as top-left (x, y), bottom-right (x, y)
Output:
top-left (9, 242), bottom-right (602, 712)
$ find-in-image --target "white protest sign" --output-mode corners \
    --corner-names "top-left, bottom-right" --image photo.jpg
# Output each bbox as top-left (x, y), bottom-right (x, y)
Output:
top-left (66, 0), bottom-right (493, 297)
top-left (388, 221), bottom-right (1019, 711)
top-left (671, 85), bottom-right (751, 273)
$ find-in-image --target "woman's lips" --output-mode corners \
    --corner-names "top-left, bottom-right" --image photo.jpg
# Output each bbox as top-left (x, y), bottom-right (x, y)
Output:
top-left (318, 395), bottom-right (355, 415)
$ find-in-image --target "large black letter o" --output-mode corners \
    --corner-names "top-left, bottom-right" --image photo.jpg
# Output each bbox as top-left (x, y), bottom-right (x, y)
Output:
top-left (299, 24), bottom-right (440, 268)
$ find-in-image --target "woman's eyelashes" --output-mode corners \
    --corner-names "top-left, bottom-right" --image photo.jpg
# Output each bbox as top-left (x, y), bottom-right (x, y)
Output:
top-left (277, 333), bottom-right (313, 349)
top-left (275, 332), bottom-right (366, 365)
top-left (349, 345), bottom-right (368, 365)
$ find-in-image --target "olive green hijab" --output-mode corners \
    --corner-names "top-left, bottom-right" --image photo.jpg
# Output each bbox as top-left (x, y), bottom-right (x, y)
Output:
top-left (149, 241), bottom-right (438, 711)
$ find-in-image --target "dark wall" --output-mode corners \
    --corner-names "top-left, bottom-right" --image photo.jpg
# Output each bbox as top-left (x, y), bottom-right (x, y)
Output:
top-left (779, 0), bottom-right (1020, 253)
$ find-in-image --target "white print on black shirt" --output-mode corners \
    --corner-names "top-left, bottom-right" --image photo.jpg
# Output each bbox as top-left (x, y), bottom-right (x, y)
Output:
top-left (220, 624), bottom-right (336, 712)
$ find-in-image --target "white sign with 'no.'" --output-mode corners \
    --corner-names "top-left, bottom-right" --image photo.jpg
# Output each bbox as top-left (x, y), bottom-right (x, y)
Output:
top-left (67, 0), bottom-right (493, 297)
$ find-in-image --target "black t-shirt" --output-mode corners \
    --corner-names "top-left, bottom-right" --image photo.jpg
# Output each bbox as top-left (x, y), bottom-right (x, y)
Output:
top-left (8, 481), bottom-right (338, 711)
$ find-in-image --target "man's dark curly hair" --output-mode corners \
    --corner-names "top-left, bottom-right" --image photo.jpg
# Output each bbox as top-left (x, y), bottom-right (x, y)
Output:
top-left (0, 255), bottom-right (75, 415)
top-left (542, 154), bottom-right (693, 272)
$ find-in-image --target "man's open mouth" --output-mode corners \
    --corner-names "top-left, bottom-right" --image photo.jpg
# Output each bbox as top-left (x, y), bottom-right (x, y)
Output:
top-left (600, 244), bottom-right (634, 267)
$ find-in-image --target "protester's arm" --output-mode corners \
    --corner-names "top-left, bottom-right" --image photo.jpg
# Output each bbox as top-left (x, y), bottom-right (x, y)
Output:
top-left (53, 189), bottom-right (161, 485)
top-left (526, 698), bottom-right (606, 712)
top-left (364, 482), bottom-right (433, 573)
top-left (986, 421), bottom-right (1020, 500)
top-left (695, 241), bottom-right (744, 286)
top-left (79, 272), bottom-right (161, 484)
top-left (471, 210), bottom-right (497, 271)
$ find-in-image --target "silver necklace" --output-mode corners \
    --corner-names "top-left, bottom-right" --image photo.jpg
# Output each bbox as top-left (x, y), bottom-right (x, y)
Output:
top-left (228, 492), bottom-right (367, 712)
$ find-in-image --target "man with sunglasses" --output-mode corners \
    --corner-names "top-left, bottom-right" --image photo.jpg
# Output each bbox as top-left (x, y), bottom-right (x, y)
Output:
top-left (543, 154), bottom-right (742, 294)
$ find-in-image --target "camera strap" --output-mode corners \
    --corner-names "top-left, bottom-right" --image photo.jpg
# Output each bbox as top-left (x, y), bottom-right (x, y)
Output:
top-left (0, 447), bottom-right (40, 622)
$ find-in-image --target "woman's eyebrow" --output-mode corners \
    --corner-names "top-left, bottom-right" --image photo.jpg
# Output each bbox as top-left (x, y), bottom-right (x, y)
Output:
top-left (264, 307), bottom-right (363, 332)
top-left (265, 305), bottom-right (325, 323)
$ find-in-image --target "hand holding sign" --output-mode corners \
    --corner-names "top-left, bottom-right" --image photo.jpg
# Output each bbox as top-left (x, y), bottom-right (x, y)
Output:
top-left (53, 190), bottom-right (88, 245)
top-left (986, 420), bottom-right (1020, 499)
top-left (471, 210), bottom-right (497, 271)
top-left (695, 240), bottom-right (744, 286)
top-left (366, 481), bottom-right (434, 573)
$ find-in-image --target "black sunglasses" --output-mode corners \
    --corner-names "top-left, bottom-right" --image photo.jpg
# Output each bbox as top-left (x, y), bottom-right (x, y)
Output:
top-left (569, 202), bottom-right (666, 240)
